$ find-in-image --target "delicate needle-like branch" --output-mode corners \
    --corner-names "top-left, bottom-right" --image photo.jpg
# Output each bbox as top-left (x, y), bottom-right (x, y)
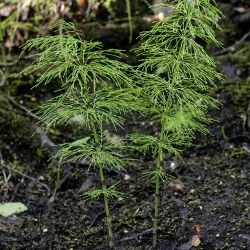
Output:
top-left (92, 125), bottom-right (114, 248)
top-left (214, 29), bottom-right (250, 56)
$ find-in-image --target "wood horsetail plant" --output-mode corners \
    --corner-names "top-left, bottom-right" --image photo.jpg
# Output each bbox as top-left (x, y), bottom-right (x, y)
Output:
top-left (132, 0), bottom-right (223, 248)
top-left (21, 20), bottom-right (142, 248)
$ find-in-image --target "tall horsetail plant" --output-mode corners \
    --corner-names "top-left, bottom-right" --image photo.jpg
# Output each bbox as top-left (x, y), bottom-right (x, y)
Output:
top-left (133, 0), bottom-right (223, 248)
top-left (21, 20), bottom-right (141, 248)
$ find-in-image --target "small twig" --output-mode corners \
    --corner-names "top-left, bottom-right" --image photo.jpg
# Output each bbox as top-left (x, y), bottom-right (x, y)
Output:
top-left (5, 95), bottom-right (41, 121)
top-left (120, 228), bottom-right (153, 242)
top-left (5, 166), bottom-right (51, 194)
top-left (0, 151), bottom-right (11, 196)
top-left (0, 69), bottom-right (7, 87)
top-left (10, 169), bottom-right (29, 202)
top-left (214, 29), bottom-right (250, 56)
top-left (0, 168), bottom-right (11, 197)
top-left (2, 168), bottom-right (11, 184)
top-left (4, 95), bottom-right (76, 144)
top-left (0, 150), bottom-right (4, 165)
top-left (3, 96), bottom-right (58, 149)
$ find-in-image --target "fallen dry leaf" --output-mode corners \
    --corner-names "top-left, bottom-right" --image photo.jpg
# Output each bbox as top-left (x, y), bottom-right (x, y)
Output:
top-left (0, 5), bottom-right (16, 17)
top-left (194, 224), bottom-right (203, 234)
top-left (177, 234), bottom-right (201, 250)
top-left (169, 179), bottom-right (185, 190)
top-left (192, 235), bottom-right (201, 247)
top-left (234, 7), bottom-right (248, 13)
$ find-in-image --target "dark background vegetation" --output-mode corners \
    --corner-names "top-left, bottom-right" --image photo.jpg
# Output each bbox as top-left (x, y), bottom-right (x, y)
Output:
top-left (0, 0), bottom-right (250, 249)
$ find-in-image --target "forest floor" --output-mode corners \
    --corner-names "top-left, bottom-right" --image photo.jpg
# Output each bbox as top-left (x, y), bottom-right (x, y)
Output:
top-left (0, 1), bottom-right (250, 250)
top-left (0, 53), bottom-right (250, 249)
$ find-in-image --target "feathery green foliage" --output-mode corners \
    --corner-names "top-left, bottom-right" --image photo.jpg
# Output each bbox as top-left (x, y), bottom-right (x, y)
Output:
top-left (84, 182), bottom-right (125, 200)
top-left (134, 0), bottom-right (223, 247)
top-left (21, 20), bottom-right (141, 248)
top-left (22, 22), bottom-right (134, 88)
top-left (55, 136), bottom-right (129, 171)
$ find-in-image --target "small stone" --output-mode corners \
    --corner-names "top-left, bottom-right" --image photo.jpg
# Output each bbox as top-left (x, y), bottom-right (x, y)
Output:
top-left (132, 197), bottom-right (137, 202)
top-left (169, 161), bottom-right (177, 171)
top-left (43, 228), bottom-right (48, 233)
top-left (124, 174), bottom-right (131, 181)
top-left (38, 175), bottom-right (45, 181)
top-left (192, 235), bottom-right (201, 247)
top-left (157, 12), bottom-right (165, 20)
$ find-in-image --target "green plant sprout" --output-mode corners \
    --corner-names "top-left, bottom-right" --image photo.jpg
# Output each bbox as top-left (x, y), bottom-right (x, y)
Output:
top-left (21, 20), bottom-right (141, 248)
top-left (133, 0), bottom-right (223, 248)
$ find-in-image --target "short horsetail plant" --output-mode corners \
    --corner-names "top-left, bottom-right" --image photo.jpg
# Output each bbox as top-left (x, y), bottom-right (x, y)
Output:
top-left (21, 20), bottom-right (141, 248)
top-left (133, 0), bottom-right (223, 248)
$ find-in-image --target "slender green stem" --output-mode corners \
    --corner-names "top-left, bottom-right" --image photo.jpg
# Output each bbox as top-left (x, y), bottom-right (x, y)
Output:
top-left (52, 163), bottom-right (61, 198)
top-left (153, 127), bottom-right (164, 248)
top-left (139, 1), bottom-right (221, 248)
top-left (99, 162), bottom-right (114, 249)
top-left (153, 17), bottom-right (189, 247)
top-left (153, 148), bottom-right (161, 248)
top-left (125, 0), bottom-right (133, 44)
top-left (92, 126), bottom-right (114, 249)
